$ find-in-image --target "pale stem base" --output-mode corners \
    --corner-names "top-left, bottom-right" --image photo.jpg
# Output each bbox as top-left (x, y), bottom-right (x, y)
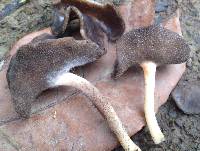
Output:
top-left (141, 62), bottom-right (165, 144)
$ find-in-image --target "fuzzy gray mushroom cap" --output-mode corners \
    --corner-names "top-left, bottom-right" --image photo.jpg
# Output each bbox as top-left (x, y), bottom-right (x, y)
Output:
top-left (7, 35), bottom-right (106, 118)
top-left (113, 25), bottom-right (191, 78)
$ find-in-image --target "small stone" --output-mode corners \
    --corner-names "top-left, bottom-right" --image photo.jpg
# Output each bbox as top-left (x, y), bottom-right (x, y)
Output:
top-left (172, 81), bottom-right (200, 114)
top-left (168, 109), bottom-right (177, 118)
top-left (175, 118), bottom-right (184, 127)
top-left (186, 58), bottom-right (192, 68)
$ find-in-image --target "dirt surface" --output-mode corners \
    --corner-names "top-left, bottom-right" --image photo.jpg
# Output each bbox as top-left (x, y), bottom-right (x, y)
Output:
top-left (0, 0), bottom-right (52, 61)
top-left (0, 0), bottom-right (199, 151)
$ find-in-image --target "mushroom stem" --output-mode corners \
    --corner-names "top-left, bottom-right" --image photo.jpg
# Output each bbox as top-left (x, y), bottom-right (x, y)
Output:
top-left (54, 72), bottom-right (141, 151)
top-left (141, 62), bottom-right (165, 144)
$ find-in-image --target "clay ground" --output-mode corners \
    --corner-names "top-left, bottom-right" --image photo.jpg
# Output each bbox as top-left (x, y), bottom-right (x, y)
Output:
top-left (0, 0), bottom-right (200, 151)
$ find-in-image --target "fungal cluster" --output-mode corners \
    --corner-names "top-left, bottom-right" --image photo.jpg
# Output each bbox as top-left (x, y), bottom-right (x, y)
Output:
top-left (6, 0), bottom-right (191, 151)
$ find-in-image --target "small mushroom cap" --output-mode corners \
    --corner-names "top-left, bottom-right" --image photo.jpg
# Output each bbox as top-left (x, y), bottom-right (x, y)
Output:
top-left (113, 25), bottom-right (191, 78)
top-left (7, 35), bottom-right (106, 118)
top-left (51, 6), bottom-right (105, 47)
top-left (52, 0), bottom-right (125, 42)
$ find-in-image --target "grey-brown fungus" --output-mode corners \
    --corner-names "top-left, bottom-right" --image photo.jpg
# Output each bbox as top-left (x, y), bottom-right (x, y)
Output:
top-left (51, 0), bottom-right (125, 46)
top-left (7, 35), bottom-right (141, 151)
top-left (7, 36), bottom-right (106, 118)
top-left (51, 6), bottom-right (105, 47)
top-left (113, 24), bottom-right (191, 144)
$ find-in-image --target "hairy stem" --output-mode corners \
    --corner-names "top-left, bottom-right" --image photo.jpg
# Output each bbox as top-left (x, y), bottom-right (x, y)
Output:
top-left (141, 62), bottom-right (165, 144)
top-left (54, 72), bottom-right (141, 151)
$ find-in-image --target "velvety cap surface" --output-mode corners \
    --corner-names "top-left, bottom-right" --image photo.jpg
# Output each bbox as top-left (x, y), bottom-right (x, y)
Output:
top-left (114, 25), bottom-right (191, 78)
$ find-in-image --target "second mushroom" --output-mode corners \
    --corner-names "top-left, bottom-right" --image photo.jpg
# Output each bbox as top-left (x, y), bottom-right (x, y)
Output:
top-left (113, 24), bottom-right (191, 144)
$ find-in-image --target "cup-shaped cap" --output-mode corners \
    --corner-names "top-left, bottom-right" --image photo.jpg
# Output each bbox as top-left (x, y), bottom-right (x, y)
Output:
top-left (51, 0), bottom-right (125, 44)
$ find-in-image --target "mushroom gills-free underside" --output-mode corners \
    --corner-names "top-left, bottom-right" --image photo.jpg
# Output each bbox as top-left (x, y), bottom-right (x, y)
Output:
top-left (113, 24), bottom-right (191, 144)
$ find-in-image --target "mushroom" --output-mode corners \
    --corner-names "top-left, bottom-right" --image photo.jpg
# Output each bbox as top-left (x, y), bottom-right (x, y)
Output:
top-left (7, 35), bottom-right (141, 151)
top-left (51, 0), bottom-right (125, 45)
top-left (7, 35), bottom-right (106, 118)
top-left (113, 24), bottom-right (191, 144)
top-left (51, 6), bottom-right (105, 47)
